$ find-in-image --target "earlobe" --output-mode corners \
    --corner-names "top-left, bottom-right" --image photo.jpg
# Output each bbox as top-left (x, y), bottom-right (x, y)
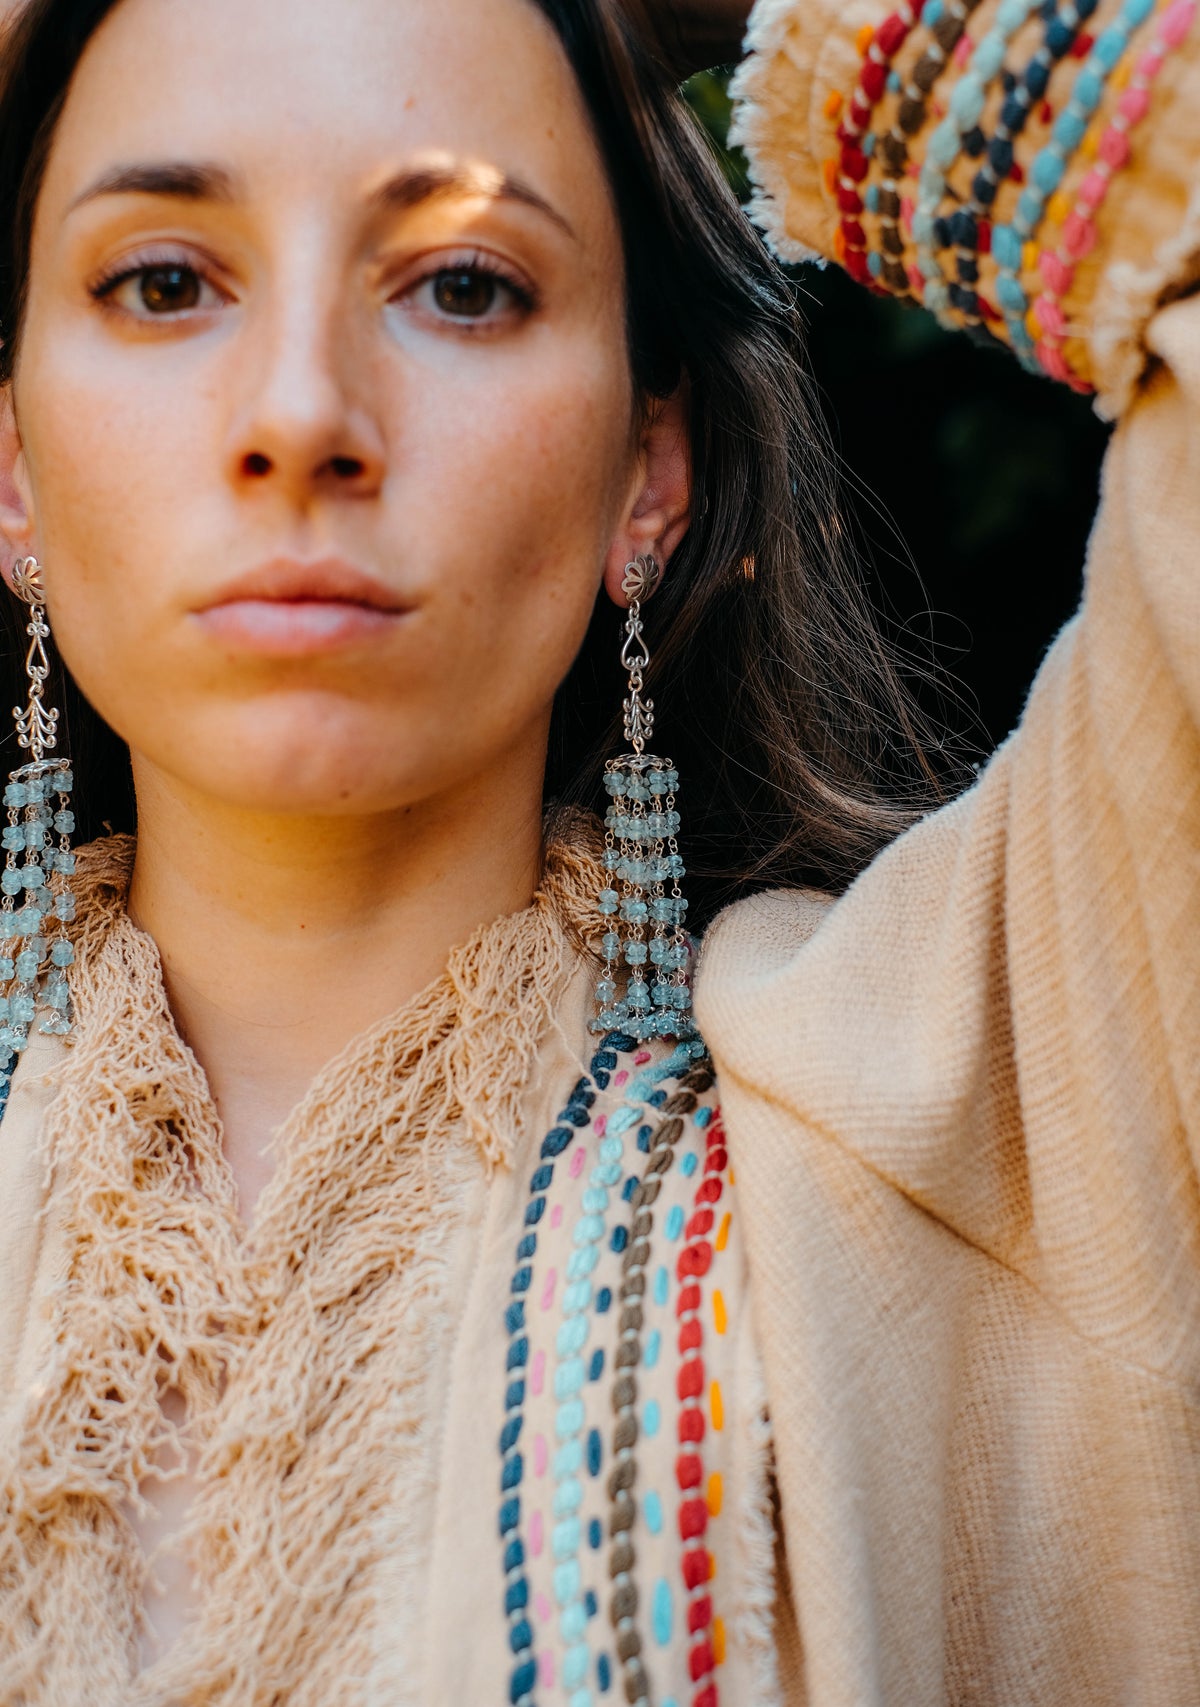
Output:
top-left (0, 388), bottom-right (34, 584)
top-left (602, 386), bottom-right (692, 608)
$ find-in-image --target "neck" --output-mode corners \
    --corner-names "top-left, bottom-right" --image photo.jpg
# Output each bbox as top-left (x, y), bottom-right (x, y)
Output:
top-left (126, 752), bottom-right (547, 1221)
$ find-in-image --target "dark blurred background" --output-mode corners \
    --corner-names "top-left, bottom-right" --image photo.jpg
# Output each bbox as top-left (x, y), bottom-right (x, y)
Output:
top-left (687, 70), bottom-right (1112, 759)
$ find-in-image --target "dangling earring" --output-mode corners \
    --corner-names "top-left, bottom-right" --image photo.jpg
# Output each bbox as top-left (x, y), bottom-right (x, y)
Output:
top-left (0, 557), bottom-right (76, 1102)
top-left (591, 554), bottom-right (695, 1042)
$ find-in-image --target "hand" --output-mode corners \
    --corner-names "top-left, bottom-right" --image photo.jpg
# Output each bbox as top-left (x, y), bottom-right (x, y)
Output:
top-left (620, 0), bottom-right (755, 80)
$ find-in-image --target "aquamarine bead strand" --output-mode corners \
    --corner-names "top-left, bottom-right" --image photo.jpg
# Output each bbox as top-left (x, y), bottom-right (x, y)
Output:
top-left (0, 761), bottom-right (77, 1113)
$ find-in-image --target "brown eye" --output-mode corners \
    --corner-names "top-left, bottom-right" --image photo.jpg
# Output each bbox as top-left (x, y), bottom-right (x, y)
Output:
top-left (138, 265), bottom-right (202, 313)
top-left (432, 269), bottom-right (497, 318)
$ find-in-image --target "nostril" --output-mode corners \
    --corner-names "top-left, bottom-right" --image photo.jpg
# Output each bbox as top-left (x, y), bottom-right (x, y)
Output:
top-left (331, 456), bottom-right (365, 480)
top-left (243, 452), bottom-right (271, 477)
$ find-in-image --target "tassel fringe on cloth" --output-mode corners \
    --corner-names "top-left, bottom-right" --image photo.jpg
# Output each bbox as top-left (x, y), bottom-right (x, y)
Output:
top-left (0, 830), bottom-right (606, 1705)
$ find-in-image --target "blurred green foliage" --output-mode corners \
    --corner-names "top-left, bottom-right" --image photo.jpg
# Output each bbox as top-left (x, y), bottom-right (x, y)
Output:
top-left (684, 70), bottom-right (1111, 751)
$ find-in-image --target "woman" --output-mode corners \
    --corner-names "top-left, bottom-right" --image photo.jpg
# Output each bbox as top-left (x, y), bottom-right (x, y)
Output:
top-left (0, 0), bottom-right (1196, 1702)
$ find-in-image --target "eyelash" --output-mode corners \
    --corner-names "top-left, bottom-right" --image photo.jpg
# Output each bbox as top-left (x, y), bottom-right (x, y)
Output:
top-left (87, 247), bottom-right (540, 321)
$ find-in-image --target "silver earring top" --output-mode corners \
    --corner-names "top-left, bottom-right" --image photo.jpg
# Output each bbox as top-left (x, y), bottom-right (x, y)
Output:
top-left (621, 553), bottom-right (661, 607)
top-left (11, 557), bottom-right (45, 608)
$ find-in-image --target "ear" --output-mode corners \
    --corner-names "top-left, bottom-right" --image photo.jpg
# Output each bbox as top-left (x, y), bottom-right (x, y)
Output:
top-left (0, 387), bottom-right (34, 588)
top-left (602, 385), bottom-right (691, 609)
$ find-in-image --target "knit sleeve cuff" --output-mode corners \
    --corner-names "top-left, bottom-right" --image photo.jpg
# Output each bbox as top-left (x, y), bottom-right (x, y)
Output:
top-left (729, 0), bottom-right (1200, 420)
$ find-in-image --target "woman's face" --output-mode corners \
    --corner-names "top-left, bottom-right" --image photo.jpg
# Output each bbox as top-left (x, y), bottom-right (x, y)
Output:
top-left (4, 0), bottom-right (669, 817)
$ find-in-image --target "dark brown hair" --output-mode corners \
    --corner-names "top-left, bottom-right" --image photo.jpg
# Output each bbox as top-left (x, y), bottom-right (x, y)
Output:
top-left (0, 0), bottom-right (952, 927)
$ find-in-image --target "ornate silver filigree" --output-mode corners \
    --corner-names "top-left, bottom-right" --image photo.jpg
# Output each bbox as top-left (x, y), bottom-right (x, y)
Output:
top-left (620, 554), bottom-right (660, 755)
top-left (9, 557), bottom-right (58, 764)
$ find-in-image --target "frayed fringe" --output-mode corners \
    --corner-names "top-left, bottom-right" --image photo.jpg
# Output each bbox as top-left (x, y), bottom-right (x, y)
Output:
top-left (1090, 181), bottom-right (1200, 421)
top-left (0, 827), bottom-right (607, 1705)
top-left (726, 1331), bottom-right (784, 1706)
top-left (729, 0), bottom-right (825, 266)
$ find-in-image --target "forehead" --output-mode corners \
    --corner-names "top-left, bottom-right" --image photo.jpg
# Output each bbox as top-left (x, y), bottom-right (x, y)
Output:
top-left (37, 0), bottom-right (615, 243)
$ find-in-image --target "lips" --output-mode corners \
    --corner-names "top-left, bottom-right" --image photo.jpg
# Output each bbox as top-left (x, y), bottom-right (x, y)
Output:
top-left (193, 556), bottom-right (409, 657)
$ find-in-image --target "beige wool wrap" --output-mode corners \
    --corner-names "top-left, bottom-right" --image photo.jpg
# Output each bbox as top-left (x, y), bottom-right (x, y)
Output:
top-left (0, 830), bottom-right (605, 1705)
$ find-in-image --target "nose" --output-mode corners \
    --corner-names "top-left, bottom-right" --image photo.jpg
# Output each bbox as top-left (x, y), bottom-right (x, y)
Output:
top-left (226, 288), bottom-right (386, 505)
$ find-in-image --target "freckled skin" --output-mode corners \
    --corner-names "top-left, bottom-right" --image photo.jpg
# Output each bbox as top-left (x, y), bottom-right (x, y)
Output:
top-left (9, 0), bottom-right (659, 820)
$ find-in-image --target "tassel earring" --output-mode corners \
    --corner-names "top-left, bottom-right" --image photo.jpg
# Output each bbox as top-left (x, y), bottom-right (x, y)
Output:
top-left (591, 554), bottom-right (696, 1042)
top-left (0, 556), bottom-right (76, 1107)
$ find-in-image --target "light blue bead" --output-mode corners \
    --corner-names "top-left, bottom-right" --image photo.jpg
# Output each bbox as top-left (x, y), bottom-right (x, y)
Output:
top-left (992, 225), bottom-right (1023, 269)
top-left (1092, 27), bottom-right (1127, 70)
top-left (653, 1266), bottom-right (669, 1306)
top-left (1053, 110), bottom-right (1088, 151)
top-left (949, 74), bottom-right (986, 130)
top-left (15, 950), bottom-right (39, 982)
top-left (555, 1438), bottom-right (584, 1477)
top-left (553, 1477), bottom-right (584, 1518)
top-left (0, 959), bottom-right (14, 981)
top-left (555, 1399), bottom-right (585, 1439)
top-left (1124, 0), bottom-right (1155, 23)
top-left (1016, 187), bottom-right (1044, 229)
top-left (552, 1559), bottom-right (582, 1605)
top-left (1032, 149), bottom-right (1066, 194)
top-left (598, 1135), bottom-right (623, 1162)
top-left (566, 1246), bottom-right (598, 1280)
top-left (644, 1329), bottom-right (662, 1369)
top-left (580, 1185), bottom-right (608, 1215)
top-left (554, 1359), bottom-right (586, 1401)
top-left (665, 1205), bottom-right (684, 1240)
top-left (927, 120), bottom-right (959, 170)
top-left (653, 1578), bottom-right (673, 1646)
top-left (917, 162), bottom-right (945, 202)
top-left (563, 1280), bottom-right (591, 1314)
top-left (573, 1214), bottom-right (604, 1246)
top-left (562, 1644), bottom-right (589, 1689)
top-left (643, 1489), bottom-right (664, 1535)
top-left (995, 0), bottom-right (1029, 34)
top-left (1074, 68), bottom-right (1105, 112)
top-left (560, 1602), bottom-right (587, 1643)
top-left (608, 1107), bottom-right (640, 1137)
top-left (592, 1161), bottom-right (621, 1188)
top-left (1, 870), bottom-right (21, 897)
top-left (974, 34), bottom-right (1008, 80)
top-left (557, 1316), bottom-right (589, 1355)
top-left (643, 1397), bottom-right (661, 1437)
top-left (597, 890), bottom-right (618, 916)
top-left (996, 275), bottom-right (1028, 312)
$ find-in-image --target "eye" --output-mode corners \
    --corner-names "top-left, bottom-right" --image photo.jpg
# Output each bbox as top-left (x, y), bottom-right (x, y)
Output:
top-left (396, 257), bottom-right (536, 329)
top-left (91, 258), bottom-right (226, 319)
top-left (432, 268), bottom-right (502, 318)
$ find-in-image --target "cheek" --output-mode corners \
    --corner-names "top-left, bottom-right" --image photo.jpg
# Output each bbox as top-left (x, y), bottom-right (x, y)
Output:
top-left (395, 335), bottom-right (634, 711)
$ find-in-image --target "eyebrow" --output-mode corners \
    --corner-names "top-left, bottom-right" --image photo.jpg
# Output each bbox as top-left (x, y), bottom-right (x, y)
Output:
top-left (67, 157), bottom-right (576, 239)
top-left (368, 163), bottom-right (576, 239)
top-left (68, 161), bottom-right (239, 211)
